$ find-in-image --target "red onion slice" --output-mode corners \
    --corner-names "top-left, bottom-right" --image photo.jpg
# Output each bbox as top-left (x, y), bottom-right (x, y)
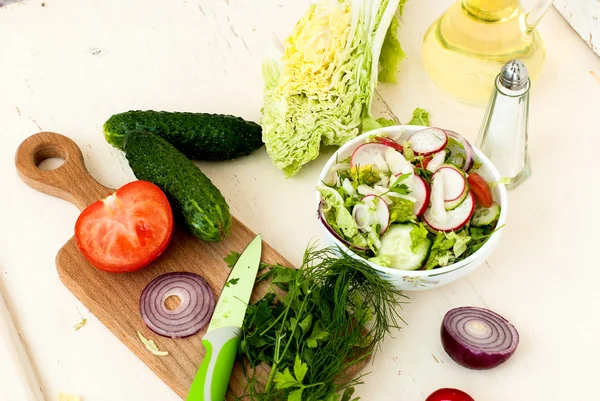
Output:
top-left (140, 272), bottom-right (215, 338)
top-left (444, 130), bottom-right (475, 172)
top-left (441, 306), bottom-right (519, 370)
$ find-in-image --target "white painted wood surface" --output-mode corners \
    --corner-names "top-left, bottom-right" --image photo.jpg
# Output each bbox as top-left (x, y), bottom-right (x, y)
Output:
top-left (1, 0), bottom-right (599, 400)
top-left (554, 0), bottom-right (600, 56)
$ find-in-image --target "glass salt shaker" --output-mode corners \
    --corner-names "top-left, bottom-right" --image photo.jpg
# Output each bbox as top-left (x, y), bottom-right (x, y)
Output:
top-left (476, 59), bottom-right (531, 189)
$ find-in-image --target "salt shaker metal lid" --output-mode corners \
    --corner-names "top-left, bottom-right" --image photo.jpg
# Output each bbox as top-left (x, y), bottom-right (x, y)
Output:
top-left (499, 60), bottom-right (530, 91)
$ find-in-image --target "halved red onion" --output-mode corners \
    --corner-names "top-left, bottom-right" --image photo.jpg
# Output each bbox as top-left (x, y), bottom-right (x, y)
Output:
top-left (441, 306), bottom-right (519, 370)
top-left (318, 201), bottom-right (369, 251)
top-left (444, 130), bottom-right (475, 172)
top-left (140, 272), bottom-right (215, 338)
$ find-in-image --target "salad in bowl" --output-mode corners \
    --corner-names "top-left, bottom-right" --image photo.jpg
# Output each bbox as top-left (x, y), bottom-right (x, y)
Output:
top-left (316, 125), bottom-right (507, 290)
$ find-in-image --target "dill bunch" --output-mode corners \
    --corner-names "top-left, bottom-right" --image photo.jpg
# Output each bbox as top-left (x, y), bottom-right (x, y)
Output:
top-left (229, 244), bottom-right (408, 401)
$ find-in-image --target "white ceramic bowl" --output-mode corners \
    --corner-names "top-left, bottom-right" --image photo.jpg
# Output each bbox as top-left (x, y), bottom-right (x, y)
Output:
top-left (316, 125), bottom-right (508, 291)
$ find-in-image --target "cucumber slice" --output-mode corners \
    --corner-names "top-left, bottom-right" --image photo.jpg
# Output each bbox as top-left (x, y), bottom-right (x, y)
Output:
top-left (375, 224), bottom-right (432, 270)
top-left (444, 188), bottom-right (469, 211)
top-left (471, 202), bottom-right (501, 226)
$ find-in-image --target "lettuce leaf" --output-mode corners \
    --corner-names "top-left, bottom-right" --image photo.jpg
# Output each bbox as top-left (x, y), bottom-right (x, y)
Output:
top-left (261, 0), bottom-right (403, 177)
top-left (407, 107), bottom-right (430, 126)
top-left (378, 15), bottom-right (405, 83)
top-left (424, 230), bottom-right (471, 270)
top-left (388, 196), bottom-right (415, 223)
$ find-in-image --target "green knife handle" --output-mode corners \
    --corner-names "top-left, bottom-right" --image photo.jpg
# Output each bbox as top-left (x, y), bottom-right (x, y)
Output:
top-left (186, 326), bottom-right (240, 401)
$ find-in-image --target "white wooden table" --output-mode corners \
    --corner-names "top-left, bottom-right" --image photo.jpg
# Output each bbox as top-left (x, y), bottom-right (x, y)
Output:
top-left (1, 0), bottom-right (599, 400)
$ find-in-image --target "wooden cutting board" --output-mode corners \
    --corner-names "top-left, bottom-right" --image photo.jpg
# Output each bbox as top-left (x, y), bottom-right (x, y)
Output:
top-left (14, 131), bottom-right (291, 399)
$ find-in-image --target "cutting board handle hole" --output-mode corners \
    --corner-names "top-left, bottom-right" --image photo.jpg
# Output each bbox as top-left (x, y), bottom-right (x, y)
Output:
top-left (37, 157), bottom-right (65, 171)
top-left (33, 143), bottom-right (66, 171)
top-left (164, 295), bottom-right (181, 310)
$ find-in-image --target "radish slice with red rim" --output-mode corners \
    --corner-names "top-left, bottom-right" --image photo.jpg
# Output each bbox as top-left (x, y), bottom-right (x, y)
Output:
top-left (433, 165), bottom-right (467, 202)
top-left (351, 143), bottom-right (395, 169)
top-left (411, 175), bottom-right (430, 217)
top-left (441, 306), bottom-right (520, 370)
top-left (372, 136), bottom-right (403, 152)
top-left (408, 128), bottom-right (448, 156)
top-left (426, 150), bottom-right (447, 173)
top-left (423, 192), bottom-right (475, 232)
top-left (140, 272), bottom-right (215, 338)
top-left (318, 201), bottom-right (369, 251)
top-left (444, 130), bottom-right (475, 172)
top-left (355, 195), bottom-right (390, 235)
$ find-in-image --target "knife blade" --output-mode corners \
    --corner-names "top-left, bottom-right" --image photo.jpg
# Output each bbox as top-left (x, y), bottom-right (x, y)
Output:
top-left (186, 234), bottom-right (263, 401)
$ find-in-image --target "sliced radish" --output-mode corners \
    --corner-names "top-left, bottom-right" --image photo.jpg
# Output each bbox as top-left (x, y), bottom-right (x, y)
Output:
top-left (341, 178), bottom-right (355, 197)
top-left (408, 128), bottom-right (448, 156)
top-left (444, 130), bottom-right (475, 172)
top-left (357, 184), bottom-right (377, 196)
top-left (433, 165), bottom-right (467, 202)
top-left (429, 171), bottom-right (447, 223)
top-left (426, 150), bottom-right (447, 173)
top-left (411, 175), bottom-right (430, 217)
top-left (353, 195), bottom-right (390, 235)
top-left (423, 192), bottom-right (475, 232)
top-left (351, 143), bottom-right (395, 169)
top-left (318, 201), bottom-right (369, 251)
top-left (373, 136), bottom-right (403, 152)
top-left (385, 147), bottom-right (414, 176)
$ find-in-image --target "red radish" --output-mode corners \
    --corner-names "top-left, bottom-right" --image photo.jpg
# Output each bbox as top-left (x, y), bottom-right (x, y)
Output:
top-left (444, 130), bottom-right (475, 172)
top-left (372, 136), bottom-right (403, 152)
top-left (408, 128), bottom-right (448, 156)
top-left (441, 306), bottom-right (519, 370)
top-left (350, 143), bottom-right (394, 168)
top-left (423, 192), bottom-right (475, 232)
top-left (353, 195), bottom-right (390, 235)
top-left (433, 165), bottom-right (467, 202)
top-left (426, 388), bottom-right (475, 401)
top-left (426, 150), bottom-right (447, 173)
top-left (385, 147), bottom-right (414, 177)
top-left (318, 202), bottom-right (369, 251)
top-left (411, 175), bottom-right (430, 217)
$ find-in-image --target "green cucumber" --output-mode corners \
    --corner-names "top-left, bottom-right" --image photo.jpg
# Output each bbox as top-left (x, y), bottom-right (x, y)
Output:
top-left (104, 110), bottom-right (263, 161)
top-left (471, 202), bottom-right (501, 227)
top-left (124, 130), bottom-right (231, 242)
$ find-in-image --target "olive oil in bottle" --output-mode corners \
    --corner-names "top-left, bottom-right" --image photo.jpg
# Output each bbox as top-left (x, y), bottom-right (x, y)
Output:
top-left (422, 0), bottom-right (550, 105)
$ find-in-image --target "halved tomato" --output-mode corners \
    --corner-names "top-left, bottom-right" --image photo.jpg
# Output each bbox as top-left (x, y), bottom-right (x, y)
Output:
top-left (75, 180), bottom-right (174, 273)
top-left (467, 172), bottom-right (493, 208)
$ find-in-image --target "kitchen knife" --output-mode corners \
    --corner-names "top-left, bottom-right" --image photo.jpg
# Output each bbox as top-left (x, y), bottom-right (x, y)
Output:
top-left (186, 234), bottom-right (262, 401)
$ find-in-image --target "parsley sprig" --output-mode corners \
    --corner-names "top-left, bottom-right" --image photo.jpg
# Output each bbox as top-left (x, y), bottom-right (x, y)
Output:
top-left (226, 244), bottom-right (407, 401)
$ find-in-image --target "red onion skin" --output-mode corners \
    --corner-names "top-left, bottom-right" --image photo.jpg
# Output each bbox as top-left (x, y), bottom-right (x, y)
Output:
top-left (318, 202), bottom-right (369, 252)
top-left (140, 272), bottom-right (215, 339)
top-left (444, 130), bottom-right (475, 173)
top-left (441, 307), bottom-right (519, 370)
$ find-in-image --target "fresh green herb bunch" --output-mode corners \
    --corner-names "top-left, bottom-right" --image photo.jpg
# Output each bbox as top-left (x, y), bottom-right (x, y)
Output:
top-left (227, 244), bottom-right (407, 401)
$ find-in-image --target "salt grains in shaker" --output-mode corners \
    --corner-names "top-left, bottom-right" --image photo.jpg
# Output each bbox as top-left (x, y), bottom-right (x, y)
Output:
top-left (476, 60), bottom-right (532, 189)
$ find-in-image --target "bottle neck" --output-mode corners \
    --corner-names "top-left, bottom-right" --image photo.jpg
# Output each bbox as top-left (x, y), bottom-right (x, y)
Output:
top-left (461, 0), bottom-right (521, 20)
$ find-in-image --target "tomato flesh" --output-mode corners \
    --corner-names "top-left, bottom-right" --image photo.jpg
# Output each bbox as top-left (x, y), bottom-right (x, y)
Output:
top-left (75, 180), bottom-right (173, 273)
top-left (426, 388), bottom-right (474, 401)
top-left (467, 172), bottom-right (493, 208)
